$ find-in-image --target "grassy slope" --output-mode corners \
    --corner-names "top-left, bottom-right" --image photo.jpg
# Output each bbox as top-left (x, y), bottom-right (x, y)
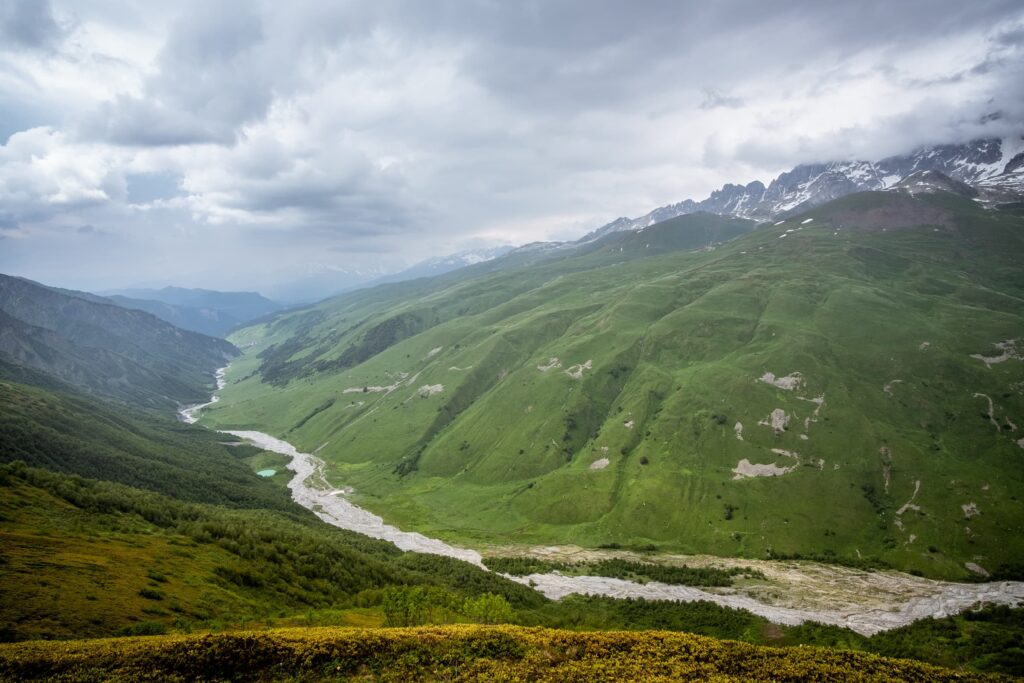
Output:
top-left (0, 625), bottom-right (1010, 682)
top-left (0, 380), bottom-right (295, 511)
top-left (0, 463), bottom-right (543, 641)
top-left (4, 462), bottom-right (1023, 675)
top-left (204, 194), bottom-right (1024, 579)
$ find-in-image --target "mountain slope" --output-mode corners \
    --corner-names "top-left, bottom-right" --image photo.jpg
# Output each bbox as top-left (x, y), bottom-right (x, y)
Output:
top-left (0, 274), bottom-right (237, 408)
top-left (204, 191), bottom-right (1024, 579)
top-left (0, 462), bottom-right (542, 641)
top-left (0, 380), bottom-right (294, 511)
top-left (101, 287), bottom-right (283, 338)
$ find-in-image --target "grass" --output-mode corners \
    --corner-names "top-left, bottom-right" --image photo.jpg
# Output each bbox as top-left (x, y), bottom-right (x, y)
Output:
top-left (201, 193), bottom-right (1024, 580)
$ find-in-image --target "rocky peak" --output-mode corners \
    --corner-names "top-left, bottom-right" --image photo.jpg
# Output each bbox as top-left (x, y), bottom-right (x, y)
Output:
top-left (892, 170), bottom-right (979, 198)
top-left (586, 135), bottom-right (1024, 238)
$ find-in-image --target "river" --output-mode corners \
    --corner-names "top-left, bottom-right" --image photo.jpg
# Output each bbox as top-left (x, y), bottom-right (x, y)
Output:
top-left (180, 367), bottom-right (1024, 636)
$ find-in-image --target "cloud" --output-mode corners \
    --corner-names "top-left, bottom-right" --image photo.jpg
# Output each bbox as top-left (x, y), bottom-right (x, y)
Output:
top-left (84, 97), bottom-right (233, 146)
top-left (0, 0), bottom-right (66, 52)
top-left (81, 3), bottom-right (270, 146)
top-left (0, 127), bottom-right (125, 216)
top-left (0, 0), bottom-right (1023, 295)
top-left (700, 87), bottom-right (745, 110)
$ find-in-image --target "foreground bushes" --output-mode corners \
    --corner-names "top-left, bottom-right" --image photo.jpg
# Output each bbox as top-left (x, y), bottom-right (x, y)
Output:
top-left (0, 624), bottom-right (1006, 682)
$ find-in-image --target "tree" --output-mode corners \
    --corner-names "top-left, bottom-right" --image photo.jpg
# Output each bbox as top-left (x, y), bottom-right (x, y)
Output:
top-left (463, 593), bottom-right (514, 624)
top-left (382, 586), bottom-right (430, 627)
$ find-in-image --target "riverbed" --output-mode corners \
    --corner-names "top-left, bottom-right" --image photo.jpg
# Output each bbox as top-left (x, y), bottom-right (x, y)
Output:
top-left (182, 367), bottom-right (1024, 636)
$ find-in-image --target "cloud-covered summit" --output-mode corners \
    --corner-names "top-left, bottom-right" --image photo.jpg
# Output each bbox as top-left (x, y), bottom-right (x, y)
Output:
top-left (0, 0), bottom-right (1022, 295)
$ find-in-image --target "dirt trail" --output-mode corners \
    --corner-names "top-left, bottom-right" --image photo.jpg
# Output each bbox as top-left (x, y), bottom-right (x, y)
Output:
top-left (973, 393), bottom-right (1001, 431)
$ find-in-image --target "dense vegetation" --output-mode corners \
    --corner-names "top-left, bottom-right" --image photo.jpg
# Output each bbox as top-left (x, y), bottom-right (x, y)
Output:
top-left (206, 191), bottom-right (1024, 579)
top-left (484, 556), bottom-right (762, 586)
top-left (524, 597), bottom-right (1024, 677)
top-left (3, 459), bottom-right (1023, 675)
top-left (868, 606), bottom-right (1024, 677)
top-left (0, 381), bottom-right (294, 511)
top-left (0, 625), bottom-right (1007, 682)
top-left (0, 462), bottom-right (541, 641)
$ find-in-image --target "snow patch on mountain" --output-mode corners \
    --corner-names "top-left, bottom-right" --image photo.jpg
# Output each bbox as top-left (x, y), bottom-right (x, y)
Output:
top-left (585, 136), bottom-right (1024, 240)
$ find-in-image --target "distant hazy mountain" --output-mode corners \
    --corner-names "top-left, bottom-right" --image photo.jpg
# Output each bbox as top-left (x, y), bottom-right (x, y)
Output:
top-left (0, 274), bottom-right (236, 408)
top-left (257, 264), bottom-right (391, 304)
top-left (102, 286), bottom-right (284, 338)
top-left (258, 248), bottom-right (517, 304)
top-left (367, 246), bottom-right (516, 286)
top-left (586, 135), bottom-right (1024, 239)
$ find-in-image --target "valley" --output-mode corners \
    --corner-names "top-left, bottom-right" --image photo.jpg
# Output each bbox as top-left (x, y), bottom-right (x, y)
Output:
top-left (187, 359), bottom-right (1024, 637)
top-left (199, 191), bottom-right (1024, 582)
top-left (2, 177), bottom-right (1024, 680)
top-left (5, 5), bottom-right (1024, 678)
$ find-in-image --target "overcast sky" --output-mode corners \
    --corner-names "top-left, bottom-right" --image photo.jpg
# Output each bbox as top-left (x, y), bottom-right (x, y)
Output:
top-left (0, 0), bottom-right (1022, 296)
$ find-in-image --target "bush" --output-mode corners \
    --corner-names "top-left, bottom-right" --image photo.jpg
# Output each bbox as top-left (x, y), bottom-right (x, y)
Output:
top-left (116, 621), bottom-right (168, 637)
top-left (138, 588), bottom-right (164, 601)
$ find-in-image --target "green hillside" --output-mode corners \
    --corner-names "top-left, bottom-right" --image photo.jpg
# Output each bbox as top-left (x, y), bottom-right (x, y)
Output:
top-left (0, 274), bottom-right (236, 408)
top-left (0, 462), bottom-right (543, 641)
top-left (202, 191), bottom-right (1024, 579)
top-left (0, 380), bottom-right (295, 511)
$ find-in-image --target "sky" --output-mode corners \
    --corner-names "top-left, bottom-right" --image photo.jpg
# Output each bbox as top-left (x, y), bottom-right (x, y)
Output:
top-left (0, 0), bottom-right (1022, 299)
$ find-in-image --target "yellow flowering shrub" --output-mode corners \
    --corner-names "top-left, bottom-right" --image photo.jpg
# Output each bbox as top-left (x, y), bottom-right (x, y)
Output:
top-left (0, 625), bottom-right (1008, 682)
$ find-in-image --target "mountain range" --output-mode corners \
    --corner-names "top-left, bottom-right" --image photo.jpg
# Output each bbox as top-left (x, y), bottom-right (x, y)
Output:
top-left (585, 135), bottom-right (1024, 239)
top-left (101, 287), bottom-right (285, 338)
top-left (0, 275), bottom-right (236, 408)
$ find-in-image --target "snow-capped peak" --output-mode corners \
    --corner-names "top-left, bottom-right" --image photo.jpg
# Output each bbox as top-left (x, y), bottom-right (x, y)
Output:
top-left (585, 135), bottom-right (1024, 238)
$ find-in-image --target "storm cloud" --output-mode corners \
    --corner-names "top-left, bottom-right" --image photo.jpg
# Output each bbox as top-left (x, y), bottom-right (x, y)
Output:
top-left (0, 0), bottom-right (1022, 296)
